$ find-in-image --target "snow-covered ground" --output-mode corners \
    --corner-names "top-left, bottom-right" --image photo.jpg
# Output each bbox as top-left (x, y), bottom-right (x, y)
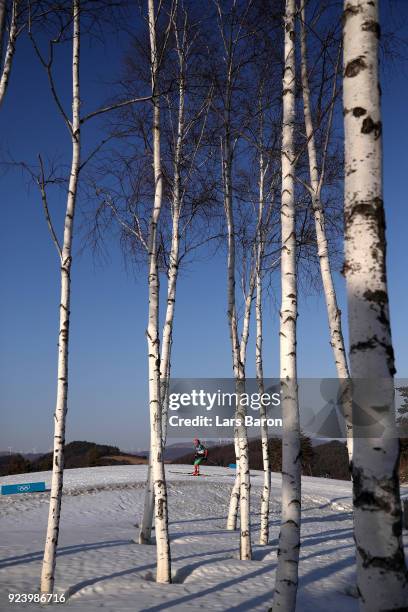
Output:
top-left (0, 466), bottom-right (406, 611)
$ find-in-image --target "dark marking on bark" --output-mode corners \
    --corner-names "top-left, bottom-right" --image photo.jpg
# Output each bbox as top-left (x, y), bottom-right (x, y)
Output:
top-left (350, 338), bottom-right (376, 352)
top-left (356, 542), bottom-right (407, 574)
top-left (345, 57), bottom-right (367, 78)
top-left (343, 4), bottom-right (360, 27)
top-left (361, 116), bottom-right (382, 140)
top-left (344, 199), bottom-right (386, 243)
top-left (353, 107), bottom-right (367, 117)
top-left (363, 289), bottom-right (387, 305)
top-left (362, 20), bottom-right (381, 39)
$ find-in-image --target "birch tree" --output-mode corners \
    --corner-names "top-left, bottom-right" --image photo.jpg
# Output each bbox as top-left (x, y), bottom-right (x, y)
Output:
top-left (22, 1), bottom-right (151, 592)
top-left (86, 2), bottom-right (214, 549)
top-left (255, 133), bottom-right (278, 546)
top-left (0, 0), bottom-right (20, 107)
top-left (144, 0), bottom-right (172, 582)
top-left (212, 0), bottom-right (259, 560)
top-left (272, 0), bottom-right (301, 608)
top-left (0, 1), bottom-right (6, 60)
top-left (343, 0), bottom-right (408, 608)
top-left (230, 76), bottom-right (280, 545)
top-left (39, 1), bottom-right (81, 592)
top-left (299, 1), bottom-right (353, 460)
top-left (30, 0), bottom-right (82, 592)
top-left (138, 1), bottom-right (214, 546)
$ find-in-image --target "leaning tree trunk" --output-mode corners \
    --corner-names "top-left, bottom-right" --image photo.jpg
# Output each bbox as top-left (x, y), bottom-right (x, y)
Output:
top-left (40, 0), bottom-right (81, 594)
top-left (299, 1), bottom-right (353, 461)
top-left (0, 0), bottom-right (18, 108)
top-left (343, 0), bottom-right (408, 609)
top-left (145, 0), bottom-right (171, 583)
top-left (272, 0), bottom-right (301, 609)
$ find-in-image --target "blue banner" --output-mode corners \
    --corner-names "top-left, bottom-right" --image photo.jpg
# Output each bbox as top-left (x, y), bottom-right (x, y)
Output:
top-left (1, 482), bottom-right (46, 495)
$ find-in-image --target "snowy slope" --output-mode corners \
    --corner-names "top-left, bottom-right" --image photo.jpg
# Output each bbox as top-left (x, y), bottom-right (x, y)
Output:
top-left (0, 466), bottom-right (406, 611)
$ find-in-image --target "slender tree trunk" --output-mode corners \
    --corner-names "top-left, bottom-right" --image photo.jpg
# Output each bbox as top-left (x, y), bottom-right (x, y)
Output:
top-left (139, 456), bottom-right (154, 544)
top-left (0, 0), bottom-right (6, 61)
top-left (224, 194), bottom-right (256, 547)
top-left (235, 380), bottom-right (252, 561)
top-left (222, 115), bottom-right (252, 558)
top-left (146, 0), bottom-right (171, 583)
top-left (256, 153), bottom-right (270, 547)
top-left (272, 0), bottom-right (301, 609)
top-left (343, 1), bottom-right (408, 608)
top-left (40, 0), bottom-right (81, 594)
top-left (236, 281), bottom-right (255, 558)
top-left (139, 37), bottom-right (184, 544)
top-left (226, 450), bottom-right (240, 530)
top-left (0, 0), bottom-right (18, 108)
top-left (257, 272), bottom-right (270, 546)
top-left (299, 1), bottom-right (353, 461)
top-left (160, 67), bottom-right (183, 447)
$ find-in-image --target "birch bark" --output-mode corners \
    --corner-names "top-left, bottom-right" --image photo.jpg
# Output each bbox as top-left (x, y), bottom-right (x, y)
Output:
top-left (343, 0), bottom-right (408, 608)
top-left (40, 0), bottom-right (81, 594)
top-left (222, 123), bottom-right (253, 559)
top-left (272, 0), bottom-right (301, 608)
top-left (299, 1), bottom-right (353, 460)
top-left (145, 0), bottom-right (171, 583)
top-left (0, 0), bottom-right (18, 108)
top-left (256, 152), bottom-right (270, 546)
top-left (0, 0), bottom-right (6, 58)
top-left (139, 11), bottom-right (185, 543)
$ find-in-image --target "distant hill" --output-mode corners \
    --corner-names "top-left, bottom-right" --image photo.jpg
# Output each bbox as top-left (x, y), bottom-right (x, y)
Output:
top-left (2, 438), bottom-right (406, 482)
top-left (0, 454), bottom-right (32, 476)
top-left (172, 436), bottom-right (317, 476)
top-left (173, 437), bottom-right (408, 482)
top-left (136, 441), bottom-right (219, 462)
top-left (0, 441), bottom-right (148, 476)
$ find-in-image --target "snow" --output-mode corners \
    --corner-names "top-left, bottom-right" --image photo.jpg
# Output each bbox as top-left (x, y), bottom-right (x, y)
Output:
top-left (0, 466), bottom-right (406, 611)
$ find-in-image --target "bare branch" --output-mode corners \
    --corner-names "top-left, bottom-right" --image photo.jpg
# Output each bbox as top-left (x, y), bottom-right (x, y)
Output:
top-left (37, 154), bottom-right (63, 259)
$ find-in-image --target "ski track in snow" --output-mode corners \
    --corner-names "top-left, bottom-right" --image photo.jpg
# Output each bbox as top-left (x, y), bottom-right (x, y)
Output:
top-left (0, 465), bottom-right (406, 611)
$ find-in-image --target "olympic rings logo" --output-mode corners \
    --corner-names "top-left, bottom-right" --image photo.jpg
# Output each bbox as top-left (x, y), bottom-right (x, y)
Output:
top-left (17, 485), bottom-right (30, 492)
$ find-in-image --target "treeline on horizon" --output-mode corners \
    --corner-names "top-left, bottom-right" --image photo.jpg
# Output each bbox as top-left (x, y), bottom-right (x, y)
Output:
top-left (2, 437), bottom-right (408, 482)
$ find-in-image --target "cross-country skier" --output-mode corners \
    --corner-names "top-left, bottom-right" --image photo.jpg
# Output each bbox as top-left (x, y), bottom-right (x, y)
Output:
top-left (193, 438), bottom-right (208, 475)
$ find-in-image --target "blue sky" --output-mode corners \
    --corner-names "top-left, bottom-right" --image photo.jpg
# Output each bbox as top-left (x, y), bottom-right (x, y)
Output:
top-left (1, 4), bottom-right (408, 453)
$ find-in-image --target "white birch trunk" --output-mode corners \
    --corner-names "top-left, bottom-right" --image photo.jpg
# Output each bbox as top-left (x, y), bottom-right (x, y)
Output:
top-left (138, 455), bottom-right (154, 544)
top-left (0, 0), bottom-right (6, 59)
top-left (257, 273), bottom-right (270, 546)
top-left (343, 1), bottom-right (408, 608)
top-left (0, 0), bottom-right (18, 108)
top-left (256, 153), bottom-right (270, 547)
top-left (160, 68), bottom-right (183, 447)
top-left (226, 452), bottom-right (240, 530)
top-left (139, 34), bottom-right (184, 544)
top-left (222, 118), bottom-right (252, 558)
top-left (40, 0), bottom-right (81, 594)
top-left (272, 0), bottom-right (301, 608)
top-left (299, 2), bottom-right (353, 461)
top-left (146, 0), bottom-right (171, 583)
